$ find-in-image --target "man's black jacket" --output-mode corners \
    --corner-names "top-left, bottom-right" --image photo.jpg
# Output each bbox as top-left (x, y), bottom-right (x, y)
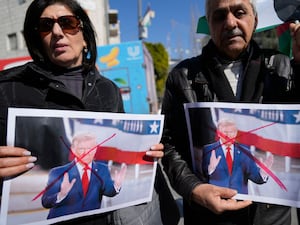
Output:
top-left (161, 40), bottom-right (300, 225)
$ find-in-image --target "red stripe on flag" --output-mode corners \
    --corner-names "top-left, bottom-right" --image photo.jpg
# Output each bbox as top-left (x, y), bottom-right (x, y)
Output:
top-left (237, 131), bottom-right (300, 158)
top-left (276, 22), bottom-right (290, 36)
top-left (95, 146), bottom-right (154, 165)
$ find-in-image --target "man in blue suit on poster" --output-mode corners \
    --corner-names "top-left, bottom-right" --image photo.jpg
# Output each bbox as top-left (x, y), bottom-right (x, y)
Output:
top-left (202, 118), bottom-right (273, 194)
top-left (42, 132), bottom-right (127, 219)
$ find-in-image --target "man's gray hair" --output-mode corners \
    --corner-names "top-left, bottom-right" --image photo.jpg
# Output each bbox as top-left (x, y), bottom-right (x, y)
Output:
top-left (72, 131), bottom-right (97, 146)
top-left (217, 118), bottom-right (236, 129)
top-left (205, 0), bottom-right (257, 18)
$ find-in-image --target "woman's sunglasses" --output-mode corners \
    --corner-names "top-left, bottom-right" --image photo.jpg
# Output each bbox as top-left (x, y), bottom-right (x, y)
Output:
top-left (38, 15), bottom-right (83, 35)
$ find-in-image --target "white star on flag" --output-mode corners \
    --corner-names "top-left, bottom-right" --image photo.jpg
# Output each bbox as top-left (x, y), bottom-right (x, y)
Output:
top-left (93, 119), bottom-right (103, 124)
top-left (149, 121), bottom-right (159, 133)
top-left (293, 111), bottom-right (300, 123)
top-left (234, 108), bottom-right (242, 113)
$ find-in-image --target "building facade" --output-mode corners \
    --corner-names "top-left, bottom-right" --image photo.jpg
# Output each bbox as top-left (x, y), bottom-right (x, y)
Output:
top-left (0, 0), bottom-right (31, 59)
top-left (0, 0), bottom-right (120, 59)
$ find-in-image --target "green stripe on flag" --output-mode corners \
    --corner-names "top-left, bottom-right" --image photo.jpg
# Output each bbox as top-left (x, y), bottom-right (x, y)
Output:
top-left (276, 23), bottom-right (292, 57)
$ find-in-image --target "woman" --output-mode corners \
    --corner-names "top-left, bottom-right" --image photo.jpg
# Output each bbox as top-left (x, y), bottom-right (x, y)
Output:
top-left (0, 0), bottom-right (179, 224)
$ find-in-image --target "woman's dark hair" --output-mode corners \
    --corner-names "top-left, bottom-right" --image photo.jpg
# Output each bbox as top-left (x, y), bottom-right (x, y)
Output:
top-left (23, 0), bottom-right (97, 72)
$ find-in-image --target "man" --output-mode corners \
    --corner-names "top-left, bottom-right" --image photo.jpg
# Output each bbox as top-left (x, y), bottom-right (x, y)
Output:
top-left (160, 0), bottom-right (300, 224)
top-left (202, 118), bottom-right (272, 194)
top-left (42, 132), bottom-right (127, 219)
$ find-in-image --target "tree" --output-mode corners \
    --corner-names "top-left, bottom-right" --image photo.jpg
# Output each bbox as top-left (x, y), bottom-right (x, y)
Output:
top-left (144, 42), bottom-right (169, 100)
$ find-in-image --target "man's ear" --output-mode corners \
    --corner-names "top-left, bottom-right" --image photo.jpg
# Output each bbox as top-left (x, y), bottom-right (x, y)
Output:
top-left (254, 16), bottom-right (258, 32)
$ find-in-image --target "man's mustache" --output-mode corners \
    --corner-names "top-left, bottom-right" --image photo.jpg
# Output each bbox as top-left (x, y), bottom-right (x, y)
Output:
top-left (222, 28), bottom-right (244, 39)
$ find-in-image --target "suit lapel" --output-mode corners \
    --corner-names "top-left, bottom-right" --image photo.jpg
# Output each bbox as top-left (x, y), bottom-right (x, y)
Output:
top-left (232, 144), bottom-right (241, 173)
top-left (69, 162), bottom-right (85, 197)
top-left (215, 143), bottom-right (230, 174)
top-left (89, 162), bottom-right (97, 190)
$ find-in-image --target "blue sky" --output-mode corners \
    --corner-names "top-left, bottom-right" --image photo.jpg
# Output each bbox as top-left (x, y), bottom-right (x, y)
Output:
top-left (108, 0), bottom-right (285, 59)
top-left (109, 0), bottom-right (206, 59)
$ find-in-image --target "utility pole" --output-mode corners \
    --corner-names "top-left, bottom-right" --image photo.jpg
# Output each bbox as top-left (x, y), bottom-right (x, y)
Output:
top-left (138, 0), bottom-right (155, 40)
top-left (138, 0), bottom-right (144, 40)
top-left (138, 0), bottom-right (142, 23)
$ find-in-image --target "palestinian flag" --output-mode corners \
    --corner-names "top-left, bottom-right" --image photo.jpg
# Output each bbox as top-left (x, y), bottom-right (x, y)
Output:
top-left (276, 22), bottom-right (292, 57)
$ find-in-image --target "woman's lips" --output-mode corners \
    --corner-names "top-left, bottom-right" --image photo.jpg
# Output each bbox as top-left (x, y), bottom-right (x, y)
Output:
top-left (53, 43), bottom-right (68, 53)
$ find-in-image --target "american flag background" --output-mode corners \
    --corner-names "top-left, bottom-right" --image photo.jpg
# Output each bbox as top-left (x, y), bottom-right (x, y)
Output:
top-left (185, 102), bottom-right (300, 207)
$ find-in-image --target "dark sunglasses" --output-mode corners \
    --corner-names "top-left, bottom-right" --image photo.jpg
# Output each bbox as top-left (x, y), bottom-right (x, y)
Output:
top-left (38, 15), bottom-right (83, 34)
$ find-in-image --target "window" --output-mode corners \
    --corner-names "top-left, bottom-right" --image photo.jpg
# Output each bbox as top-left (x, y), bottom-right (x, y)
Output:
top-left (18, 0), bottom-right (26, 5)
top-left (8, 33), bottom-right (18, 51)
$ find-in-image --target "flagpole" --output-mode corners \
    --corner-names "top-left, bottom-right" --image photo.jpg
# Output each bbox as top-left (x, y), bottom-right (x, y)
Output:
top-left (138, 0), bottom-right (155, 40)
top-left (138, 0), bottom-right (143, 40)
top-left (138, 0), bottom-right (142, 22)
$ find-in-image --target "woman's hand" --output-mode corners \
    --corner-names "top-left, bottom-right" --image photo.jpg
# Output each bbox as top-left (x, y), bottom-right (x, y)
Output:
top-left (0, 146), bottom-right (37, 178)
top-left (145, 143), bottom-right (164, 159)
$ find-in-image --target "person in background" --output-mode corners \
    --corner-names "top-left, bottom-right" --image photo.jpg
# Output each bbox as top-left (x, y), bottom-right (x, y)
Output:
top-left (0, 0), bottom-right (179, 224)
top-left (160, 0), bottom-right (300, 224)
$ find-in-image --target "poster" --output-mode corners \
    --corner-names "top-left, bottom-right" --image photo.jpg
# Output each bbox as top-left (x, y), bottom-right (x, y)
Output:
top-left (0, 108), bottom-right (164, 225)
top-left (184, 102), bottom-right (300, 207)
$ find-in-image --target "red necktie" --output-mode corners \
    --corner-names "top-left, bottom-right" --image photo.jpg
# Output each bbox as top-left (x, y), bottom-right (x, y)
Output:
top-left (226, 146), bottom-right (233, 175)
top-left (82, 166), bottom-right (89, 197)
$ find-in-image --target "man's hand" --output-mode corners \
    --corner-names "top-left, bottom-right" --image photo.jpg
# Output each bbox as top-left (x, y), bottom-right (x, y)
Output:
top-left (191, 184), bottom-right (252, 214)
top-left (290, 22), bottom-right (300, 63)
top-left (263, 153), bottom-right (274, 169)
top-left (260, 153), bottom-right (274, 178)
top-left (58, 172), bottom-right (76, 200)
top-left (0, 146), bottom-right (37, 178)
top-left (113, 163), bottom-right (127, 191)
top-left (208, 150), bottom-right (221, 174)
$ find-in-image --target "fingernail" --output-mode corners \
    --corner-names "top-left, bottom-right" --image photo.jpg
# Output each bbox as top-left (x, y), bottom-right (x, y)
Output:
top-left (146, 151), bottom-right (153, 156)
top-left (150, 146), bottom-right (156, 150)
top-left (26, 163), bottom-right (35, 169)
top-left (28, 156), bottom-right (37, 163)
top-left (23, 150), bottom-right (31, 156)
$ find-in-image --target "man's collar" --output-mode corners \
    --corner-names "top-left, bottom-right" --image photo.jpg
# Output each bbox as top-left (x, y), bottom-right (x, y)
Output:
top-left (202, 39), bottom-right (255, 65)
